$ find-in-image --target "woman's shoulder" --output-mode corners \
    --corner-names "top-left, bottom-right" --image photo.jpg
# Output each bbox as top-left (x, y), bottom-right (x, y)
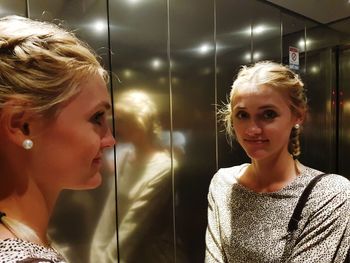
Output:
top-left (0, 238), bottom-right (66, 263)
top-left (301, 164), bottom-right (350, 193)
top-left (300, 164), bottom-right (350, 209)
top-left (315, 173), bottom-right (350, 198)
top-left (209, 163), bottom-right (249, 191)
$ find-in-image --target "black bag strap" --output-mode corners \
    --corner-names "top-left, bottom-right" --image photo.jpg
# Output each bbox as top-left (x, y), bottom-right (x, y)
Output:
top-left (288, 173), bottom-right (329, 233)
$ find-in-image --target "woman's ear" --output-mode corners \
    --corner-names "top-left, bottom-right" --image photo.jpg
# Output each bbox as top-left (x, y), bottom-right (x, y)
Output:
top-left (0, 101), bottom-right (34, 148)
top-left (293, 107), bottom-right (306, 126)
top-left (298, 110), bottom-right (306, 125)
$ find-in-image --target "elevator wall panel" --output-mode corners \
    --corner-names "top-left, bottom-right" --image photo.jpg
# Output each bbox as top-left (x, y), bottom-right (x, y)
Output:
top-left (281, 12), bottom-right (307, 71)
top-left (216, 0), bottom-right (252, 168)
top-left (170, 0), bottom-right (216, 262)
top-left (108, 1), bottom-right (174, 263)
top-left (0, 0), bottom-right (26, 17)
top-left (252, 1), bottom-right (281, 63)
top-left (302, 48), bottom-right (336, 172)
top-left (339, 48), bottom-right (350, 179)
top-left (301, 23), bottom-right (339, 172)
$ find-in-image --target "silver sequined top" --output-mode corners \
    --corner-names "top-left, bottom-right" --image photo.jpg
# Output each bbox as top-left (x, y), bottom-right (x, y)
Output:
top-left (0, 238), bottom-right (66, 263)
top-left (205, 163), bottom-right (350, 263)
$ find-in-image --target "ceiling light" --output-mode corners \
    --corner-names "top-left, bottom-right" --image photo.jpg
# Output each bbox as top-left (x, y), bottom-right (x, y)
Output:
top-left (253, 25), bottom-right (267, 34)
top-left (198, 43), bottom-right (211, 54)
top-left (151, 59), bottom-right (162, 69)
top-left (93, 20), bottom-right (106, 32)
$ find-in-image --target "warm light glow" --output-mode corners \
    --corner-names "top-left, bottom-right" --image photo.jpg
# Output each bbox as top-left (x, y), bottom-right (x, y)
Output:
top-left (151, 59), bottom-right (162, 69)
top-left (172, 77), bottom-right (179, 84)
top-left (244, 24), bottom-right (268, 35)
top-left (298, 39), bottom-right (311, 48)
top-left (253, 25), bottom-right (267, 34)
top-left (93, 20), bottom-right (106, 32)
top-left (158, 77), bottom-right (166, 84)
top-left (201, 67), bottom-right (211, 75)
top-left (198, 43), bottom-right (211, 54)
top-left (244, 52), bottom-right (251, 61)
top-left (310, 66), bottom-right (319, 74)
top-left (128, 0), bottom-right (141, 4)
top-left (244, 27), bottom-right (252, 35)
top-left (123, 70), bottom-right (132, 78)
top-left (253, 52), bottom-right (261, 60)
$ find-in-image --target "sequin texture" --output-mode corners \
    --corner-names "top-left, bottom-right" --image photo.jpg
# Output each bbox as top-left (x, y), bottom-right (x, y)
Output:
top-left (0, 238), bottom-right (66, 263)
top-left (205, 163), bottom-right (350, 263)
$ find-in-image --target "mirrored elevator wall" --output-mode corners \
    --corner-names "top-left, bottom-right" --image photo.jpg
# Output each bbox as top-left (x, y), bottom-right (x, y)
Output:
top-left (1, 0), bottom-right (350, 262)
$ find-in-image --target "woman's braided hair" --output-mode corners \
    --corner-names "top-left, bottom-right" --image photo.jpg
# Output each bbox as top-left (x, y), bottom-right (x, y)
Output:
top-left (0, 15), bottom-right (108, 117)
top-left (220, 61), bottom-right (307, 159)
top-left (0, 15), bottom-right (108, 244)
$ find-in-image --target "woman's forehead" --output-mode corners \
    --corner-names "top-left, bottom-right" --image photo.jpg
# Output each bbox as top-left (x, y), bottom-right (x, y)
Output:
top-left (232, 84), bottom-right (277, 96)
top-left (231, 84), bottom-right (290, 107)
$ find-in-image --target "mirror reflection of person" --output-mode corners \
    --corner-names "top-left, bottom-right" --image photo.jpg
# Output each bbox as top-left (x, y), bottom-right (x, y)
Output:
top-left (90, 90), bottom-right (183, 263)
top-left (206, 61), bottom-right (350, 263)
top-left (0, 16), bottom-right (115, 262)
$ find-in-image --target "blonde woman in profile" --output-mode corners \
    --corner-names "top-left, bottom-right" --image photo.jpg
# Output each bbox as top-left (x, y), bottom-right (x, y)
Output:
top-left (205, 61), bottom-right (350, 263)
top-left (0, 16), bottom-right (115, 262)
top-left (90, 90), bottom-right (185, 263)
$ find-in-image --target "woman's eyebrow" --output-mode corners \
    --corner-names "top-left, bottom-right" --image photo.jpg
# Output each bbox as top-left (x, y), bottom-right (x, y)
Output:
top-left (94, 101), bottom-right (112, 110)
top-left (258, 105), bottom-right (278, 110)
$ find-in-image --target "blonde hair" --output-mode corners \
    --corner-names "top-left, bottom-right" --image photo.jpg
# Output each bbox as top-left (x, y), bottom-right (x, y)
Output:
top-left (115, 90), bottom-right (162, 143)
top-left (0, 15), bottom-right (108, 117)
top-left (220, 61), bottom-right (307, 158)
top-left (0, 15), bottom-right (108, 244)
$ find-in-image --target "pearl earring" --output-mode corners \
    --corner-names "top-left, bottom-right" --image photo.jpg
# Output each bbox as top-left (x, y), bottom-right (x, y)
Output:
top-left (294, 124), bottom-right (300, 129)
top-left (22, 139), bottom-right (33, 150)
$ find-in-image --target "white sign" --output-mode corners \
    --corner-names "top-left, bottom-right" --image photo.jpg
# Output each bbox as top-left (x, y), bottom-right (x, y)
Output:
top-left (289, 46), bottom-right (299, 70)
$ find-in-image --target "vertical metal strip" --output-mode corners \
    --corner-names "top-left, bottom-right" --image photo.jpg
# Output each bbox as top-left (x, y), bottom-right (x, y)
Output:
top-left (105, 0), bottom-right (120, 261)
top-left (250, 7), bottom-right (254, 63)
top-left (214, 0), bottom-right (218, 171)
top-left (304, 25), bottom-right (307, 74)
top-left (280, 11), bottom-right (283, 63)
top-left (25, 0), bottom-right (30, 18)
top-left (334, 47), bottom-right (340, 174)
top-left (166, 0), bottom-right (177, 261)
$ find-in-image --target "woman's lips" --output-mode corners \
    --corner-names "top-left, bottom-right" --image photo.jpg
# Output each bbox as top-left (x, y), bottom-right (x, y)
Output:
top-left (244, 139), bottom-right (269, 144)
top-left (92, 155), bottom-right (102, 165)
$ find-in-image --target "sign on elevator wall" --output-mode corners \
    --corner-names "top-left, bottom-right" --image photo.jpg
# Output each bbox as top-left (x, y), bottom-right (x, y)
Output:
top-left (289, 46), bottom-right (299, 70)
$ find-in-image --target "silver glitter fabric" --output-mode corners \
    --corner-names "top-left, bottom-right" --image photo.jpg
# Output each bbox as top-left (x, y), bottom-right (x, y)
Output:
top-left (0, 238), bottom-right (66, 263)
top-left (205, 163), bottom-right (350, 263)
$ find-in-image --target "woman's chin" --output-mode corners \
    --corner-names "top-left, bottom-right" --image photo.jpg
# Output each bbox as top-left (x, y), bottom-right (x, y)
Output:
top-left (70, 172), bottom-right (103, 190)
top-left (86, 172), bottom-right (103, 189)
top-left (245, 149), bottom-right (270, 160)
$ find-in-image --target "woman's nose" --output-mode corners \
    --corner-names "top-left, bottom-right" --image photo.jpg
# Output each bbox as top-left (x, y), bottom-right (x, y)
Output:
top-left (102, 127), bottom-right (116, 148)
top-left (245, 122), bottom-right (262, 136)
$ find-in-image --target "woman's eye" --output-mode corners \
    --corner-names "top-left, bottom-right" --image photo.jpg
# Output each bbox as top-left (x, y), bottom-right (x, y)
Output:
top-left (235, 111), bottom-right (249, 120)
top-left (91, 111), bottom-right (105, 125)
top-left (262, 110), bottom-right (278, 120)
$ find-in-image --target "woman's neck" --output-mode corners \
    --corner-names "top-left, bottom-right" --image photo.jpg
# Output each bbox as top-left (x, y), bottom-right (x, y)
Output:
top-left (0, 177), bottom-right (59, 246)
top-left (241, 152), bottom-right (299, 192)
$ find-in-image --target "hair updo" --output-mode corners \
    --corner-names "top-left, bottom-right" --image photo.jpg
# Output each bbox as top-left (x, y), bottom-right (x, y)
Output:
top-left (115, 90), bottom-right (162, 145)
top-left (220, 61), bottom-right (308, 158)
top-left (0, 15), bottom-right (108, 117)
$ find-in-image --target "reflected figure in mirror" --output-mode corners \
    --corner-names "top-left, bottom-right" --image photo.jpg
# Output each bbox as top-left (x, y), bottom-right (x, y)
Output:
top-left (0, 16), bottom-right (115, 262)
top-left (206, 61), bottom-right (350, 263)
top-left (90, 90), bottom-right (188, 263)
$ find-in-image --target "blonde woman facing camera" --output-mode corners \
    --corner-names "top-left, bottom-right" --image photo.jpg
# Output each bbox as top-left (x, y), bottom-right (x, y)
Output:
top-left (0, 16), bottom-right (115, 262)
top-left (206, 61), bottom-right (350, 263)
